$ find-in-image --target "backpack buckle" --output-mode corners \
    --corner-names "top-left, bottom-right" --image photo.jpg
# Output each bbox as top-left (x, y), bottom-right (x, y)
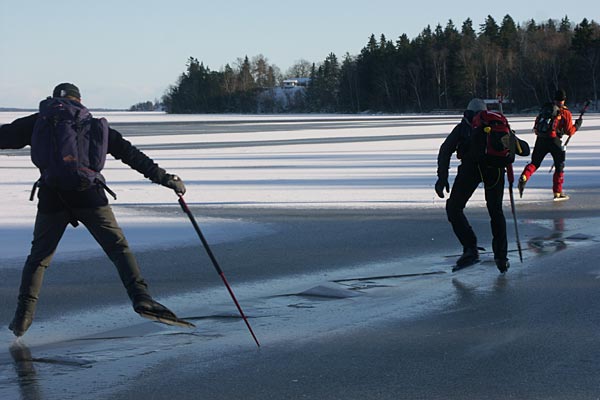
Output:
top-left (29, 179), bottom-right (41, 201)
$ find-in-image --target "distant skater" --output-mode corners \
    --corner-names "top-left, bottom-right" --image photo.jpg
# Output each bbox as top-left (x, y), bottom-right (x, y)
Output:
top-left (436, 99), bottom-right (530, 273)
top-left (0, 83), bottom-right (190, 337)
top-left (518, 89), bottom-right (583, 201)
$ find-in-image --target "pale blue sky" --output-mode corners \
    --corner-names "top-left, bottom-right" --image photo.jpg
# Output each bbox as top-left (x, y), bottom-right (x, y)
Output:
top-left (1, 0), bottom-right (596, 109)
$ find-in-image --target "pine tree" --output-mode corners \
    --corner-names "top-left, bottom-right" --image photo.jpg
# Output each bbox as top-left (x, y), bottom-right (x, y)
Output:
top-left (443, 20), bottom-right (462, 108)
top-left (322, 52), bottom-right (341, 111)
top-left (238, 56), bottom-right (255, 92)
top-left (339, 53), bottom-right (360, 112)
top-left (559, 16), bottom-right (572, 33)
top-left (454, 18), bottom-right (479, 102)
top-left (570, 18), bottom-right (600, 104)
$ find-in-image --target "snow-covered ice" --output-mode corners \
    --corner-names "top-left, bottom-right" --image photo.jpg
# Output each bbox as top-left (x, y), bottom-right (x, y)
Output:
top-left (2, 111), bottom-right (600, 264)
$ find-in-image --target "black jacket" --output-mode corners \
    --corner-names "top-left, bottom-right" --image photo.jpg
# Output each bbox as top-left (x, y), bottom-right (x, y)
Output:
top-left (437, 111), bottom-right (530, 179)
top-left (437, 111), bottom-right (475, 180)
top-left (0, 113), bottom-right (168, 212)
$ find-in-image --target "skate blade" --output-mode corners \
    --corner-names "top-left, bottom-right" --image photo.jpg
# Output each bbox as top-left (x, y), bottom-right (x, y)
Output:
top-left (137, 311), bottom-right (196, 328)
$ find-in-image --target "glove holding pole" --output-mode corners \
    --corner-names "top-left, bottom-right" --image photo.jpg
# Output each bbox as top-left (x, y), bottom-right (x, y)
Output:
top-left (161, 174), bottom-right (186, 195)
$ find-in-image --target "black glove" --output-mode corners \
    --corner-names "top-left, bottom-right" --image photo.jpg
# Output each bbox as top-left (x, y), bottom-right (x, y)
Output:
top-left (161, 174), bottom-right (186, 195)
top-left (435, 177), bottom-right (449, 199)
top-left (574, 117), bottom-right (582, 131)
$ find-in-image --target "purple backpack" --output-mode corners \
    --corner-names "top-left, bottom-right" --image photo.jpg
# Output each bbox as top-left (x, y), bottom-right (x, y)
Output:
top-left (31, 98), bottom-right (109, 191)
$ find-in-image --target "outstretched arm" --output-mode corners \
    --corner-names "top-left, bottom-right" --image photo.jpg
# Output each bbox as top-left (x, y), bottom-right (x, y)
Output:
top-left (108, 127), bottom-right (186, 195)
top-left (0, 114), bottom-right (37, 149)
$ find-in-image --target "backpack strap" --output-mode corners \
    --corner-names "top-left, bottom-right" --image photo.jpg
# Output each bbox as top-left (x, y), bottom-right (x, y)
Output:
top-left (51, 188), bottom-right (80, 227)
top-left (508, 129), bottom-right (517, 159)
top-left (94, 178), bottom-right (117, 200)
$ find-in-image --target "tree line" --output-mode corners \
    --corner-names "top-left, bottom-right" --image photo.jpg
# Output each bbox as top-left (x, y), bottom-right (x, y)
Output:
top-left (150, 15), bottom-right (599, 114)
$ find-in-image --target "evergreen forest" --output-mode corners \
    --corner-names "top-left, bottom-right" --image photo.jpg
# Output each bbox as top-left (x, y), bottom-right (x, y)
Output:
top-left (143, 15), bottom-right (600, 114)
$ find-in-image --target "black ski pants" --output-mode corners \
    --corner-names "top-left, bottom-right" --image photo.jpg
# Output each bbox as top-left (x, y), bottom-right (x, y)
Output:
top-left (528, 136), bottom-right (565, 172)
top-left (522, 136), bottom-right (566, 193)
top-left (15, 205), bottom-right (149, 314)
top-left (445, 162), bottom-right (508, 261)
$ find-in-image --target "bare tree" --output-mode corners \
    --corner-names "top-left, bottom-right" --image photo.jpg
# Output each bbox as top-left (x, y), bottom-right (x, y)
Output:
top-left (285, 59), bottom-right (313, 78)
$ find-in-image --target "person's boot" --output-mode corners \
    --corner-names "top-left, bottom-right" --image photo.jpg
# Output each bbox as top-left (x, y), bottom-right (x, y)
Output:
top-left (453, 247), bottom-right (480, 271)
top-left (132, 293), bottom-right (178, 321)
top-left (132, 293), bottom-right (194, 328)
top-left (495, 258), bottom-right (510, 273)
top-left (8, 295), bottom-right (37, 337)
top-left (132, 293), bottom-right (170, 315)
top-left (553, 192), bottom-right (570, 202)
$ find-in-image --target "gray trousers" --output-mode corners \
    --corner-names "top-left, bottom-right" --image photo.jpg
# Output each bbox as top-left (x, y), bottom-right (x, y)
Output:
top-left (17, 205), bottom-right (149, 311)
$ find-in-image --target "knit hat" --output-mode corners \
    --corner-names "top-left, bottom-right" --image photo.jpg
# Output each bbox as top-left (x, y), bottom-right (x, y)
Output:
top-left (466, 98), bottom-right (487, 112)
top-left (52, 83), bottom-right (81, 99)
top-left (554, 89), bottom-right (566, 101)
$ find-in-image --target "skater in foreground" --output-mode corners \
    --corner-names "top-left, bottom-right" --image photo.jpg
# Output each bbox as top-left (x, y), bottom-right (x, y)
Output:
top-left (435, 99), bottom-right (530, 273)
top-left (0, 83), bottom-right (193, 337)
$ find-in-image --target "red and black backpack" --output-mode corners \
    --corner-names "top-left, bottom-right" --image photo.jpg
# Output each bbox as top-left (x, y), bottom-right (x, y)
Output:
top-left (534, 102), bottom-right (561, 138)
top-left (472, 110), bottom-right (515, 167)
